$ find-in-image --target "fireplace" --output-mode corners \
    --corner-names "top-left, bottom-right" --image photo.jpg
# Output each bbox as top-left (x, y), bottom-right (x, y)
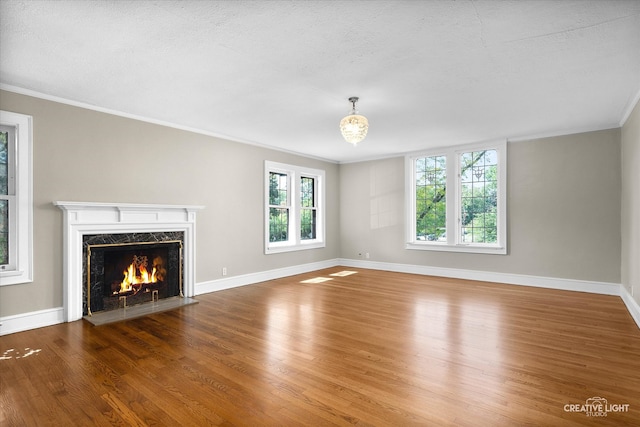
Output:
top-left (54, 201), bottom-right (203, 322)
top-left (84, 234), bottom-right (183, 316)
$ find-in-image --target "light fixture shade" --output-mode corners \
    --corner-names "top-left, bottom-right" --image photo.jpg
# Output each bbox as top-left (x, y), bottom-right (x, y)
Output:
top-left (340, 114), bottom-right (369, 145)
top-left (340, 96), bottom-right (368, 145)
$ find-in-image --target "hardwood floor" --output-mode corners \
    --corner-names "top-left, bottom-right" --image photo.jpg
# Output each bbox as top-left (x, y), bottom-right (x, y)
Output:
top-left (2, 267), bottom-right (639, 426)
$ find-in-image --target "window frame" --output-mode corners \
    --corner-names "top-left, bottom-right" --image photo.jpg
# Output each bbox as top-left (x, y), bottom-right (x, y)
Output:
top-left (267, 170), bottom-right (291, 244)
top-left (264, 161), bottom-right (325, 254)
top-left (0, 110), bottom-right (34, 285)
top-left (406, 140), bottom-right (507, 255)
top-left (299, 175), bottom-right (317, 241)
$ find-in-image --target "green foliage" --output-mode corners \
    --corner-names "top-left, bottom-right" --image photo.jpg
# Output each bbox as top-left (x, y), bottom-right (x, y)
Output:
top-left (415, 150), bottom-right (498, 244)
top-left (269, 172), bottom-right (289, 242)
top-left (415, 155), bottom-right (446, 241)
top-left (269, 207), bottom-right (288, 242)
top-left (0, 130), bottom-right (8, 264)
top-left (300, 177), bottom-right (316, 240)
top-left (269, 174), bottom-right (317, 242)
top-left (0, 130), bottom-right (8, 195)
top-left (416, 184), bottom-right (446, 240)
top-left (269, 172), bottom-right (287, 206)
top-left (300, 177), bottom-right (314, 207)
top-left (300, 209), bottom-right (316, 240)
top-left (460, 151), bottom-right (498, 243)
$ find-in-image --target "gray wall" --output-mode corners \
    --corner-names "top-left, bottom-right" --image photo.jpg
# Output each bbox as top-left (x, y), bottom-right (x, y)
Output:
top-left (0, 90), bottom-right (340, 317)
top-left (622, 100), bottom-right (640, 306)
top-left (340, 130), bottom-right (622, 283)
top-left (0, 88), bottom-right (629, 321)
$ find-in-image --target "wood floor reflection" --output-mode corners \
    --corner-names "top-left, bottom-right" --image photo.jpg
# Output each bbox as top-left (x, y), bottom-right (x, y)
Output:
top-left (2, 267), bottom-right (639, 426)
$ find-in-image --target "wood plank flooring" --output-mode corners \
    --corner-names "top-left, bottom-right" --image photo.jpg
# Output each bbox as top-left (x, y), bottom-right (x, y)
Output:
top-left (2, 267), bottom-right (639, 426)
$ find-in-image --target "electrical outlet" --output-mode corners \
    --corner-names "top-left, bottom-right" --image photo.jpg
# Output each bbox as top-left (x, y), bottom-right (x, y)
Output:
top-left (222, 267), bottom-right (227, 276)
top-left (365, 252), bottom-right (370, 259)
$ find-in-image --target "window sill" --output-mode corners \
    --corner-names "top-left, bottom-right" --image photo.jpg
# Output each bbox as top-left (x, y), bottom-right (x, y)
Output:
top-left (0, 269), bottom-right (33, 286)
top-left (405, 242), bottom-right (507, 255)
top-left (266, 241), bottom-right (325, 254)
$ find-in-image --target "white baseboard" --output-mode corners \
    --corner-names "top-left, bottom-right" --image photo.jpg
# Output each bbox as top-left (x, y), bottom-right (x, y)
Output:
top-left (338, 258), bottom-right (621, 295)
top-left (195, 259), bottom-right (340, 295)
top-left (0, 307), bottom-right (65, 336)
top-left (620, 286), bottom-right (640, 329)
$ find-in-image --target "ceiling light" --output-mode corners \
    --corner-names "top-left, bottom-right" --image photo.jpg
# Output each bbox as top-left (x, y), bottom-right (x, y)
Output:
top-left (339, 97), bottom-right (369, 145)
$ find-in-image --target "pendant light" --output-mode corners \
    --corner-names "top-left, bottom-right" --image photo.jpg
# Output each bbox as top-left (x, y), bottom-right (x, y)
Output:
top-left (339, 97), bottom-right (369, 145)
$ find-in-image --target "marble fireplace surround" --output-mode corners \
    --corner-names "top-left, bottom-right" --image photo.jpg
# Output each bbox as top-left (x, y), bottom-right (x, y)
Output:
top-left (54, 201), bottom-right (204, 322)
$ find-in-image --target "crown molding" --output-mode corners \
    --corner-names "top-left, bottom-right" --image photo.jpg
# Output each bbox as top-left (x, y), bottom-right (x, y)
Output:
top-left (0, 84), bottom-right (338, 164)
top-left (619, 87), bottom-right (640, 127)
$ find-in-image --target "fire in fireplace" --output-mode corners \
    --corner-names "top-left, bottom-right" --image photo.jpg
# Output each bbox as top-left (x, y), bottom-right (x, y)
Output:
top-left (109, 251), bottom-right (165, 296)
top-left (86, 240), bottom-right (183, 316)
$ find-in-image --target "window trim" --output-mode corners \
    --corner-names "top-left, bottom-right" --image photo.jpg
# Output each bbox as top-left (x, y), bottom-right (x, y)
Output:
top-left (0, 110), bottom-right (34, 285)
top-left (405, 140), bottom-right (507, 255)
top-left (264, 161), bottom-right (325, 254)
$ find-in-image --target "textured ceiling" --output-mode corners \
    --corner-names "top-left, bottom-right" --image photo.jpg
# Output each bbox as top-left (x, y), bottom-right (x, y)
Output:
top-left (1, 0), bottom-right (639, 163)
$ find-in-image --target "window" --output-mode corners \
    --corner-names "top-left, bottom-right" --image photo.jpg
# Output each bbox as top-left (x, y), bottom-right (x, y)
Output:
top-left (300, 176), bottom-right (317, 240)
top-left (265, 161), bottom-right (325, 254)
top-left (0, 110), bottom-right (33, 285)
top-left (406, 140), bottom-right (506, 254)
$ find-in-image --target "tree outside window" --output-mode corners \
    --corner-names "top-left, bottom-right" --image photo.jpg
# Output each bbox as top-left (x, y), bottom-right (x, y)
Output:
top-left (300, 177), bottom-right (316, 240)
top-left (460, 149), bottom-right (498, 244)
top-left (407, 141), bottom-right (506, 255)
top-left (0, 110), bottom-right (33, 285)
top-left (268, 172), bottom-right (289, 242)
top-left (264, 161), bottom-right (325, 254)
top-left (0, 128), bottom-right (9, 265)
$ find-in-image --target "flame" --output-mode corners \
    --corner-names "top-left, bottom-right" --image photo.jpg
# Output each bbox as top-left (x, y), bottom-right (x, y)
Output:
top-left (116, 255), bottom-right (159, 294)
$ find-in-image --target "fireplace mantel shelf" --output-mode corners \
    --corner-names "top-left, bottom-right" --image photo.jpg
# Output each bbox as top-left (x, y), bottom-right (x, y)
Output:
top-left (53, 201), bottom-right (204, 212)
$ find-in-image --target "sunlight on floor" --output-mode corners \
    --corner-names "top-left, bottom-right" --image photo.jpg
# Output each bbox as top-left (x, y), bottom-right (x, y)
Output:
top-left (300, 277), bottom-right (333, 283)
top-left (1, 347), bottom-right (42, 360)
top-left (329, 270), bottom-right (358, 277)
top-left (300, 270), bottom-right (358, 283)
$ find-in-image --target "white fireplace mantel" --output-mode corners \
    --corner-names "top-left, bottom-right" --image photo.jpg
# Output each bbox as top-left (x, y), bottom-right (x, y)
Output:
top-left (54, 201), bottom-right (204, 322)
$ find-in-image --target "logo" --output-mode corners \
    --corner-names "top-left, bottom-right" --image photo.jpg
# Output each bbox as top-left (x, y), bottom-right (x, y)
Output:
top-left (564, 396), bottom-right (630, 417)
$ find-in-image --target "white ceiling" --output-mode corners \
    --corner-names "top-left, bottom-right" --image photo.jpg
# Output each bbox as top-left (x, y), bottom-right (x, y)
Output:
top-left (1, 1), bottom-right (639, 163)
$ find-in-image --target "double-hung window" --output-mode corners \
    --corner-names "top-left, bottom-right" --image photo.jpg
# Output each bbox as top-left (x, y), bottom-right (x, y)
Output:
top-left (1, 110), bottom-right (33, 285)
top-left (406, 140), bottom-right (507, 254)
top-left (265, 161), bottom-right (325, 254)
